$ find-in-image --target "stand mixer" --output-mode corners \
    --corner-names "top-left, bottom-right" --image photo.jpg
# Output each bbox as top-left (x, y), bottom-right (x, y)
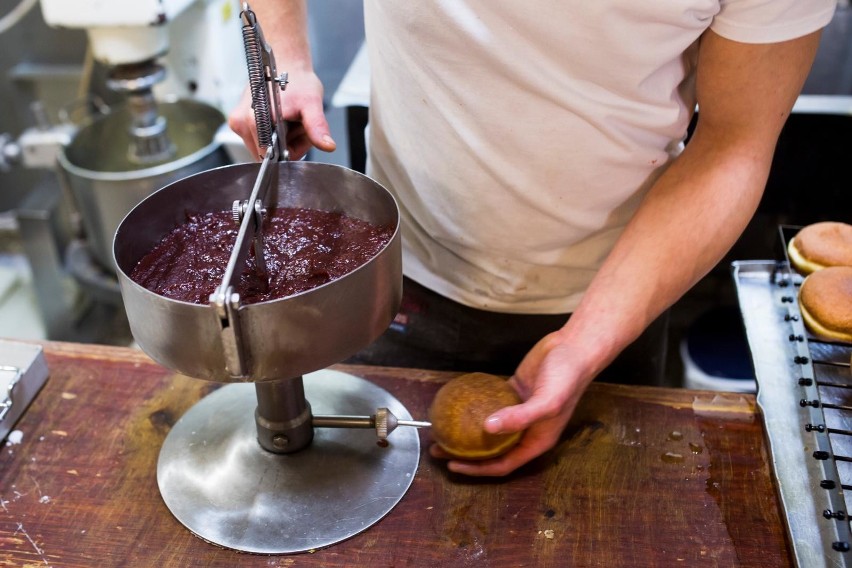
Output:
top-left (112, 4), bottom-right (428, 554)
top-left (39, 0), bottom-right (236, 273)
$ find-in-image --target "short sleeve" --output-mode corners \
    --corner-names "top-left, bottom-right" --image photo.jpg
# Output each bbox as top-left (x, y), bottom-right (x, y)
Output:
top-left (711, 0), bottom-right (837, 44)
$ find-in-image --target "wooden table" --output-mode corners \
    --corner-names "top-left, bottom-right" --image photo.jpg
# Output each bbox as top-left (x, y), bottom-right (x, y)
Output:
top-left (1, 341), bottom-right (789, 567)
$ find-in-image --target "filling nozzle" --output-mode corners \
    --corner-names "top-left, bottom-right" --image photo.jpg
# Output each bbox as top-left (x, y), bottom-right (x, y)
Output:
top-left (313, 408), bottom-right (431, 443)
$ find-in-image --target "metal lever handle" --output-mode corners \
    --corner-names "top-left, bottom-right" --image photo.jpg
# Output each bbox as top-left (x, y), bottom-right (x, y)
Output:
top-left (210, 137), bottom-right (277, 378)
top-left (211, 4), bottom-right (290, 378)
top-left (240, 2), bottom-right (288, 161)
top-left (313, 408), bottom-right (431, 441)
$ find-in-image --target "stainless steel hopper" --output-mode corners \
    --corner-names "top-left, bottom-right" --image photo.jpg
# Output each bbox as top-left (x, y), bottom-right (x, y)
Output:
top-left (113, 157), bottom-right (421, 555)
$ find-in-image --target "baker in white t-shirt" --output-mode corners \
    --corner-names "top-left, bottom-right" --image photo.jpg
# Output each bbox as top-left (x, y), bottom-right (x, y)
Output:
top-left (230, 1), bottom-right (836, 476)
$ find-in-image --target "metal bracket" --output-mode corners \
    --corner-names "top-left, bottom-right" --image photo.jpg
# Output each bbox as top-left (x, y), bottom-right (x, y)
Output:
top-left (212, 286), bottom-right (246, 378)
top-left (210, 137), bottom-right (278, 378)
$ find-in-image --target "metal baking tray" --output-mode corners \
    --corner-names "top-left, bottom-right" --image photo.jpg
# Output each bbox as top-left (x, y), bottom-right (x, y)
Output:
top-left (733, 244), bottom-right (852, 566)
top-left (0, 339), bottom-right (49, 443)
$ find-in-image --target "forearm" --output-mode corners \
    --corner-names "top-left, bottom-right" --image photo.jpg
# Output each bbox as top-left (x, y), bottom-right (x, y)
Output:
top-left (243, 0), bottom-right (313, 72)
top-left (559, 134), bottom-right (771, 378)
top-left (556, 29), bottom-right (821, 382)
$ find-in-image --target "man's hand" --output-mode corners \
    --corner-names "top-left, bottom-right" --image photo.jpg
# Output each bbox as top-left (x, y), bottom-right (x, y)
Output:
top-left (224, 0), bottom-right (334, 161)
top-left (228, 68), bottom-right (336, 161)
top-left (429, 331), bottom-right (596, 476)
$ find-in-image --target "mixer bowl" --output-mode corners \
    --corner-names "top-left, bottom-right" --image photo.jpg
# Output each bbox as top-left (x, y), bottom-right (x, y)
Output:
top-left (113, 161), bottom-right (401, 382)
top-left (61, 99), bottom-right (229, 272)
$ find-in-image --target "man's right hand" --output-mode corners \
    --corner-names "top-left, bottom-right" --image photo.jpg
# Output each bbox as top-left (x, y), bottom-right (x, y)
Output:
top-left (228, 67), bottom-right (336, 161)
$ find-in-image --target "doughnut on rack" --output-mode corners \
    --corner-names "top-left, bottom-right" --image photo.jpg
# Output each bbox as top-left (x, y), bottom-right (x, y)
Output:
top-left (111, 5), bottom-right (424, 554)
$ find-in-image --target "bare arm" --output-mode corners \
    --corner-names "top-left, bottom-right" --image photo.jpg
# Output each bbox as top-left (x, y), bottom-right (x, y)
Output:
top-left (228, 0), bottom-right (335, 159)
top-left (444, 29), bottom-right (823, 476)
top-left (561, 28), bottom-right (823, 379)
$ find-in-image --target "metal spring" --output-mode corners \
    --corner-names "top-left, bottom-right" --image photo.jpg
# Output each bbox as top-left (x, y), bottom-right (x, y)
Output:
top-left (242, 23), bottom-right (273, 148)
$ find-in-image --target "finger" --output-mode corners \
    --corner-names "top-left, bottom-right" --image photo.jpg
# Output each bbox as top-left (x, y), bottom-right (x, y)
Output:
top-left (299, 101), bottom-right (336, 152)
top-left (430, 440), bottom-right (539, 477)
top-left (227, 111), bottom-right (259, 159)
top-left (445, 438), bottom-right (550, 477)
top-left (511, 331), bottom-right (563, 387)
top-left (285, 122), bottom-right (309, 158)
top-left (249, 125), bottom-right (261, 161)
top-left (285, 121), bottom-right (306, 144)
top-left (287, 133), bottom-right (314, 161)
top-left (429, 444), bottom-right (453, 460)
top-left (483, 392), bottom-right (565, 435)
top-left (227, 88), bottom-right (263, 160)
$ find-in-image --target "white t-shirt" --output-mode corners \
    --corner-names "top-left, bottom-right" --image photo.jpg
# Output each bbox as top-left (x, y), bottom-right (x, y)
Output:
top-left (363, 1), bottom-right (835, 314)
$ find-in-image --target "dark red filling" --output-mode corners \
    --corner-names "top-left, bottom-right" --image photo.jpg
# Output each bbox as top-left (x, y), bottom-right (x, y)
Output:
top-left (130, 207), bottom-right (394, 304)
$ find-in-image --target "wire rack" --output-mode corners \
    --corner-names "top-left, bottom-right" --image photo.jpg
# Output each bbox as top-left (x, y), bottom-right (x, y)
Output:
top-left (732, 226), bottom-right (852, 567)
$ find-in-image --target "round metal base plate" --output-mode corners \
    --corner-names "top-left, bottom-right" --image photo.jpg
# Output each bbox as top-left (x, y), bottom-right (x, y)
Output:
top-left (157, 370), bottom-right (421, 554)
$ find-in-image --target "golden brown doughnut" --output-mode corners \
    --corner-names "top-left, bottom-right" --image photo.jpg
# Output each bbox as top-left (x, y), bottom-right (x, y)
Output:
top-left (788, 222), bottom-right (852, 275)
top-left (798, 266), bottom-right (852, 342)
top-left (429, 372), bottom-right (523, 460)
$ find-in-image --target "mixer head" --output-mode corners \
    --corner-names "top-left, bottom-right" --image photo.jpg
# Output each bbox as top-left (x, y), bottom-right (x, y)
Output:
top-left (105, 60), bottom-right (177, 165)
top-left (39, 0), bottom-right (198, 165)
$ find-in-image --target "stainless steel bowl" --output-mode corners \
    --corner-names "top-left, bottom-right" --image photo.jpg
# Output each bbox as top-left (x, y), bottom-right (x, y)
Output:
top-left (113, 161), bottom-right (401, 382)
top-left (60, 99), bottom-right (229, 272)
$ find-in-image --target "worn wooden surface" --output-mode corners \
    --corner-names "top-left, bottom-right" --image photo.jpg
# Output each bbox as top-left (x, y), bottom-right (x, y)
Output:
top-left (0, 341), bottom-right (789, 567)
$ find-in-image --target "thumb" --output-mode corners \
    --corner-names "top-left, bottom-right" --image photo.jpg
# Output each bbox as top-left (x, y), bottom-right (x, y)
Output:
top-left (483, 391), bottom-right (563, 435)
top-left (299, 101), bottom-right (336, 153)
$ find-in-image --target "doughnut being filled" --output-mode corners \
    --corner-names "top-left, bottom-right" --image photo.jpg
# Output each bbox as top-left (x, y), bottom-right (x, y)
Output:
top-left (429, 372), bottom-right (524, 460)
top-left (130, 206), bottom-right (394, 304)
top-left (787, 221), bottom-right (852, 275)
